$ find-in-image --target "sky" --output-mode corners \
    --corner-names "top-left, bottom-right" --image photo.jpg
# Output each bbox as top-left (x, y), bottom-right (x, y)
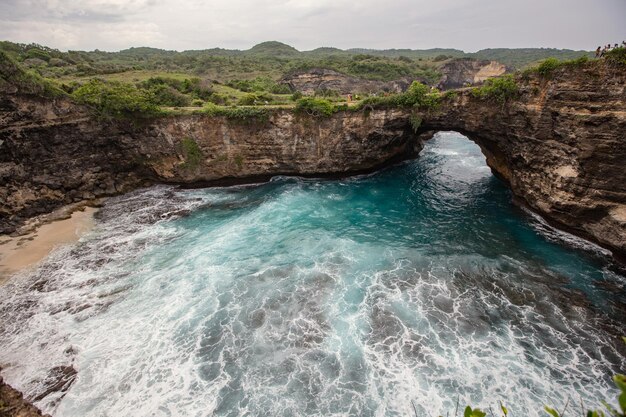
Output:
top-left (0, 0), bottom-right (624, 52)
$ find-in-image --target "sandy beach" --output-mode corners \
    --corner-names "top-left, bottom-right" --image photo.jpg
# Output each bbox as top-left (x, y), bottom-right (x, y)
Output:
top-left (0, 207), bottom-right (97, 284)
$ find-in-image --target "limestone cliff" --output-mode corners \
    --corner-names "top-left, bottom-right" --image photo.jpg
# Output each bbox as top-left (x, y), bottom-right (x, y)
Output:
top-left (280, 68), bottom-right (415, 94)
top-left (424, 61), bottom-right (626, 262)
top-left (437, 58), bottom-right (509, 90)
top-left (0, 60), bottom-right (624, 262)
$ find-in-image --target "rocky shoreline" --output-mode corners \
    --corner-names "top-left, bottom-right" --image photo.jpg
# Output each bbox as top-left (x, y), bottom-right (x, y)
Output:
top-left (0, 372), bottom-right (49, 417)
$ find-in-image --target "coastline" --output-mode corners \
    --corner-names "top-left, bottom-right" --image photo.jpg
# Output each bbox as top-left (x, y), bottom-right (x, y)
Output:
top-left (0, 206), bottom-right (98, 284)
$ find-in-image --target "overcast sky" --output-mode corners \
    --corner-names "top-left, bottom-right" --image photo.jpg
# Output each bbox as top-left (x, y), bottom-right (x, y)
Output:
top-left (0, 0), bottom-right (624, 52)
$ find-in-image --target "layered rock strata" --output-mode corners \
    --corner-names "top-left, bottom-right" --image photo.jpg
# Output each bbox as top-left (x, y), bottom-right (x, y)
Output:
top-left (0, 60), bottom-right (624, 261)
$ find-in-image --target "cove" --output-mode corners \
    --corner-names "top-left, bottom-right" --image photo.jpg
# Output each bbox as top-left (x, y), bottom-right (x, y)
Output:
top-left (0, 132), bottom-right (624, 417)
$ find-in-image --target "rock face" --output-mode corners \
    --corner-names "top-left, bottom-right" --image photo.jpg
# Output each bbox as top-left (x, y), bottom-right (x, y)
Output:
top-left (424, 61), bottom-right (626, 260)
top-left (437, 58), bottom-right (509, 90)
top-left (0, 371), bottom-right (50, 417)
top-left (0, 60), bottom-right (624, 262)
top-left (280, 68), bottom-right (415, 94)
top-left (0, 98), bottom-right (419, 233)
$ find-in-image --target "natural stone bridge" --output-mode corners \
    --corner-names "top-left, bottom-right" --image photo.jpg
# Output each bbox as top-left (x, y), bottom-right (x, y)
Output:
top-left (1, 61), bottom-right (625, 262)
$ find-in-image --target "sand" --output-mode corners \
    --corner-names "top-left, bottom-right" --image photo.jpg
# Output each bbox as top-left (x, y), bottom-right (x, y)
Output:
top-left (0, 207), bottom-right (97, 284)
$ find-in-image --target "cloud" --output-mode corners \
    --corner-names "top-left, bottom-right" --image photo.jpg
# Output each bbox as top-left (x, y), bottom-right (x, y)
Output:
top-left (0, 20), bottom-right (164, 50)
top-left (0, 0), bottom-right (158, 22)
top-left (0, 0), bottom-right (624, 51)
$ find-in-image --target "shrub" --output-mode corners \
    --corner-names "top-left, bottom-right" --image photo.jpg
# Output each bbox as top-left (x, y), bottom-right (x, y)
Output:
top-left (201, 102), bottom-right (270, 123)
top-left (269, 83), bottom-right (292, 94)
top-left (295, 97), bottom-right (335, 117)
top-left (0, 50), bottom-right (65, 97)
top-left (526, 56), bottom-right (590, 79)
top-left (471, 75), bottom-right (518, 103)
top-left (354, 81), bottom-right (441, 111)
top-left (207, 93), bottom-right (229, 105)
top-left (238, 92), bottom-right (273, 106)
top-left (238, 93), bottom-right (259, 106)
top-left (409, 114), bottom-right (422, 133)
top-left (148, 84), bottom-right (191, 107)
top-left (191, 98), bottom-right (204, 107)
top-left (536, 58), bottom-right (561, 76)
top-left (72, 79), bottom-right (162, 118)
top-left (606, 47), bottom-right (626, 65)
top-left (25, 48), bottom-right (51, 62)
top-left (290, 91), bottom-right (303, 101)
top-left (180, 137), bottom-right (202, 169)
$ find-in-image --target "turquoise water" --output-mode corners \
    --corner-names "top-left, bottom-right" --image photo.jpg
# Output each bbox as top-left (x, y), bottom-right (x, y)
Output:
top-left (0, 132), bottom-right (624, 417)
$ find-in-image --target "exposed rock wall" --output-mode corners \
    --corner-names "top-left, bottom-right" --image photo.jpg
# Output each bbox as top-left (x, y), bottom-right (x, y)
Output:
top-left (437, 58), bottom-right (509, 90)
top-left (423, 61), bottom-right (626, 260)
top-left (0, 98), bottom-right (419, 234)
top-left (0, 60), bottom-right (624, 261)
top-left (280, 68), bottom-right (415, 94)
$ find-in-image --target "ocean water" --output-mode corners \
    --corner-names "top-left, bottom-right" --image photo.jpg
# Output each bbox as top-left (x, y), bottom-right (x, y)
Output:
top-left (0, 132), bottom-right (624, 417)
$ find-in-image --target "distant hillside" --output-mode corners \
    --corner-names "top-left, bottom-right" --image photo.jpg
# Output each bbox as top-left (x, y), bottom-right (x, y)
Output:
top-left (0, 39), bottom-right (594, 88)
top-left (470, 48), bottom-right (593, 68)
top-left (246, 41), bottom-right (300, 57)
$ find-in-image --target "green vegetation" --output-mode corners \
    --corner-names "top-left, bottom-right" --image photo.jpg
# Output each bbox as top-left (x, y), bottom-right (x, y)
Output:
top-left (471, 75), bottom-right (519, 103)
top-left (201, 102), bottom-right (271, 123)
top-left (605, 47), bottom-right (626, 66)
top-left (409, 114), bottom-right (422, 132)
top-left (0, 50), bottom-right (65, 97)
top-left (226, 76), bottom-right (291, 94)
top-left (467, 48), bottom-right (592, 69)
top-left (523, 56), bottom-right (590, 78)
top-left (0, 39), bottom-right (608, 121)
top-left (356, 81), bottom-right (441, 110)
top-left (295, 97), bottom-right (336, 117)
top-left (71, 79), bottom-right (163, 118)
top-left (181, 137), bottom-right (202, 169)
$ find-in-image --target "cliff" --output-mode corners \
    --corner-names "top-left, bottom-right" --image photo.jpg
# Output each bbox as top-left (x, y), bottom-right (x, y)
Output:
top-left (280, 68), bottom-right (415, 94)
top-left (0, 59), bottom-right (624, 262)
top-left (423, 60), bottom-right (626, 262)
top-left (437, 58), bottom-right (509, 90)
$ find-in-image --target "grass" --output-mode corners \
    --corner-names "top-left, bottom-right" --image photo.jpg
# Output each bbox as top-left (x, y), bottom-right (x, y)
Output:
top-left (522, 55), bottom-right (590, 78)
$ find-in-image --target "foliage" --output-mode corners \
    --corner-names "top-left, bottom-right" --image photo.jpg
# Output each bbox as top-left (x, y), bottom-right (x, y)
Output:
top-left (0, 50), bottom-right (65, 97)
top-left (471, 75), bottom-right (518, 103)
top-left (355, 81), bottom-right (441, 110)
top-left (25, 48), bottom-right (51, 62)
top-left (524, 56), bottom-right (591, 78)
top-left (227, 76), bottom-right (289, 94)
top-left (180, 137), bottom-right (202, 169)
top-left (191, 98), bottom-right (204, 107)
top-left (139, 76), bottom-right (212, 100)
top-left (605, 48), bottom-right (626, 66)
top-left (290, 91), bottom-right (303, 101)
top-left (294, 97), bottom-right (336, 117)
top-left (148, 83), bottom-right (191, 107)
top-left (71, 79), bottom-right (163, 118)
top-left (409, 114), bottom-right (422, 132)
top-left (201, 102), bottom-right (271, 122)
top-left (536, 58), bottom-right (562, 76)
top-left (468, 48), bottom-right (592, 69)
top-left (464, 406), bottom-right (486, 417)
top-left (237, 92), bottom-right (274, 105)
